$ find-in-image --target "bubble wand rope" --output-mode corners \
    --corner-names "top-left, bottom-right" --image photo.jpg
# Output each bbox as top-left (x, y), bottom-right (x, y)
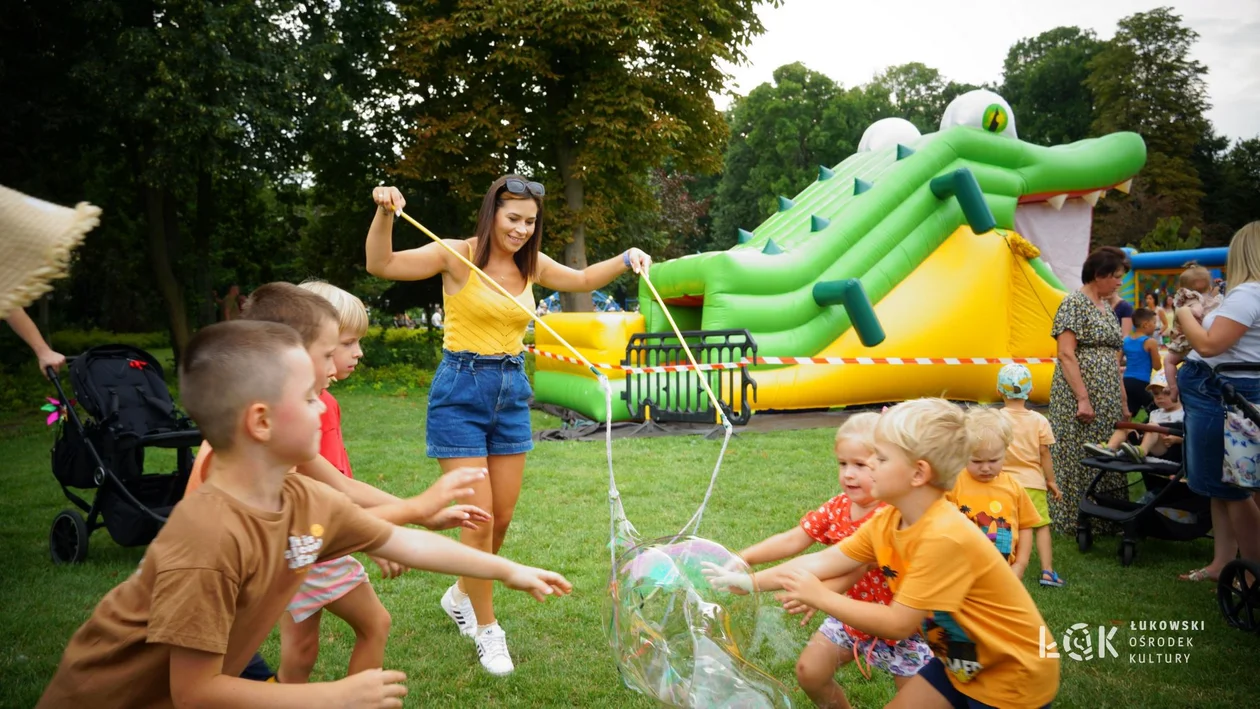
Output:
top-left (394, 211), bottom-right (627, 564)
top-left (639, 272), bottom-right (734, 538)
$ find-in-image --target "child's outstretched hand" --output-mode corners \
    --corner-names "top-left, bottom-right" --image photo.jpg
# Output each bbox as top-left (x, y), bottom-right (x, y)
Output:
top-left (1047, 480), bottom-right (1063, 501)
top-left (781, 596), bottom-right (819, 626)
top-left (777, 568), bottom-right (826, 609)
top-left (503, 565), bottom-right (573, 602)
top-left (408, 467), bottom-right (486, 525)
top-left (333, 668), bottom-right (408, 708)
top-left (701, 561), bottom-right (753, 595)
top-left (370, 555), bottom-right (407, 579)
top-left (424, 504), bottom-right (492, 531)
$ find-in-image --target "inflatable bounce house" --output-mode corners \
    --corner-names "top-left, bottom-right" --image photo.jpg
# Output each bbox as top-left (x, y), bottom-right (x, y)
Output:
top-left (534, 90), bottom-right (1148, 423)
top-left (1121, 247), bottom-right (1227, 307)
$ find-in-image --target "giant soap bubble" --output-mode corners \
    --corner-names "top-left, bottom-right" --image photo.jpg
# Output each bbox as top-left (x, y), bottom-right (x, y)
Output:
top-left (940, 89), bottom-right (1018, 139)
top-left (858, 117), bottom-right (922, 153)
top-left (607, 535), bottom-right (794, 708)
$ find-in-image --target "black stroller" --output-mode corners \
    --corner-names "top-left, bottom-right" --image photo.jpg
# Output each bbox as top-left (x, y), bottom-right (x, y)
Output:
top-left (46, 344), bottom-right (201, 564)
top-left (1077, 420), bottom-right (1211, 567)
top-left (1213, 363), bottom-right (1260, 633)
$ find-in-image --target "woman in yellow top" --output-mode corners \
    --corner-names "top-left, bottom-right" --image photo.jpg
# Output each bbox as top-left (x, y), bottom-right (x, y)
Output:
top-left (365, 176), bottom-right (651, 675)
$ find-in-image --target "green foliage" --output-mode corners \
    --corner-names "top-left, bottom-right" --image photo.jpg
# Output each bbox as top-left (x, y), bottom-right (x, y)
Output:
top-left (335, 365), bottom-right (434, 395)
top-left (1000, 27), bottom-right (1103, 146)
top-left (1139, 216), bottom-right (1202, 253)
top-left (47, 330), bottom-right (171, 356)
top-left (357, 327), bottom-right (444, 370)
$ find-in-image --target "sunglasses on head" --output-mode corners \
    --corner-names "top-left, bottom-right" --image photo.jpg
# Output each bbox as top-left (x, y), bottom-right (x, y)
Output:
top-left (503, 178), bottom-right (545, 197)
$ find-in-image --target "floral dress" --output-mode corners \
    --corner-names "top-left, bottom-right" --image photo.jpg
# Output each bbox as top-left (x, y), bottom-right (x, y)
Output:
top-left (1048, 291), bottom-right (1125, 535)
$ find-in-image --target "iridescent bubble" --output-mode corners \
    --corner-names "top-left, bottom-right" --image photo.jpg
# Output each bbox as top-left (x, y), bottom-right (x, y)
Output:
top-left (606, 535), bottom-right (795, 708)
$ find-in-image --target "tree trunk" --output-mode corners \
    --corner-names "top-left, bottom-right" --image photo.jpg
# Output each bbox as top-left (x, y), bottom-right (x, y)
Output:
top-left (144, 185), bottom-right (192, 358)
top-left (555, 139), bottom-right (593, 313)
top-left (193, 169), bottom-right (215, 327)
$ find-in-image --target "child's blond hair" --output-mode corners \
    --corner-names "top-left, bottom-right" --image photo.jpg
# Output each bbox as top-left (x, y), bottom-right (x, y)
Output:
top-left (1179, 264), bottom-right (1211, 292)
top-left (965, 407), bottom-right (1014, 455)
top-left (835, 412), bottom-right (879, 450)
top-left (875, 398), bottom-right (969, 490)
top-left (298, 280), bottom-right (369, 337)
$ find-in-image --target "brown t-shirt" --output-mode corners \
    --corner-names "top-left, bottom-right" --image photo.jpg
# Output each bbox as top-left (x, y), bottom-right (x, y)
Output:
top-left (37, 473), bottom-right (393, 708)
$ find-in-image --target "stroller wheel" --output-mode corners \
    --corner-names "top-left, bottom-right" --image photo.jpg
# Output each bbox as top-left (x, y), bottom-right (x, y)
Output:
top-left (1218, 560), bottom-right (1260, 633)
top-left (1076, 527), bottom-right (1093, 553)
top-left (50, 509), bottom-right (89, 564)
top-left (1118, 540), bottom-right (1137, 567)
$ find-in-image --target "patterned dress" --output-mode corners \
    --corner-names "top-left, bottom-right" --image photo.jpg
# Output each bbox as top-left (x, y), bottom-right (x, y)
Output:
top-left (1048, 291), bottom-right (1125, 535)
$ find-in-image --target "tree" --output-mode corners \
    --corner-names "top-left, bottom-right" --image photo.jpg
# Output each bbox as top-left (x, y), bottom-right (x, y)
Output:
top-left (1000, 27), bottom-right (1103, 146)
top-left (1087, 7), bottom-right (1210, 222)
top-left (868, 62), bottom-right (952, 134)
top-left (1140, 215), bottom-right (1201, 252)
top-left (710, 63), bottom-right (892, 247)
top-left (391, 0), bottom-right (772, 312)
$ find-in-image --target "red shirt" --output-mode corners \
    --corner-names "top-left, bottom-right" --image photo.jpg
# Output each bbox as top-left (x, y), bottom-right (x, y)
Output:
top-left (800, 493), bottom-right (894, 644)
top-left (319, 390), bottom-right (353, 478)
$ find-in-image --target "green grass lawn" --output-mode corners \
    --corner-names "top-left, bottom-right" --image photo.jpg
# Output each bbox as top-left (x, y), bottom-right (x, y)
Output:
top-left (2, 389), bottom-right (1258, 707)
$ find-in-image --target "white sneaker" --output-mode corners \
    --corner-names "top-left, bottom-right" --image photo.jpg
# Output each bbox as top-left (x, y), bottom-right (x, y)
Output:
top-left (474, 622), bottom-right (515, 676)
top-left (440, 584), bottom-right (477, 638)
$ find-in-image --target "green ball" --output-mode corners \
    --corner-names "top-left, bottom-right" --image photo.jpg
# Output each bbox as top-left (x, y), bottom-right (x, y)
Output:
top-left (982, 104), bottom-right (1009, 134)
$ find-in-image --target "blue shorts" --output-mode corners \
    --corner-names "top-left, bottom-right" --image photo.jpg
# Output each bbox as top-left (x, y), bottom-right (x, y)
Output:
top-left (426, 350), bottom-right (535, 459)
top-left (918, 657), bottom-right (1052, 709)
top-left (1177, 359), bottom-right (1260, 501)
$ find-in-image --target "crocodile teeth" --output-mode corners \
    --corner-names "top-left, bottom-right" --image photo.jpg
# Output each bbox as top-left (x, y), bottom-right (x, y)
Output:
top-left (1115, 179), bottom-right (1133, 194)
top-left (1046, 194), bottom-right (1068, 210)
top-left (1081, 190), bottom-right (1102, 207)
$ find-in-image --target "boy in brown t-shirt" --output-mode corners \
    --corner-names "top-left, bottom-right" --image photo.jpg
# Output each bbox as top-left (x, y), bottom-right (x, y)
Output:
top-left (37, 321), bottom-right (572, 708)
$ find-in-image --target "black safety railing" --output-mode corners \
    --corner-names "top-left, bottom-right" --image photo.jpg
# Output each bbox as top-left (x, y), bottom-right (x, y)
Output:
top-left (622, 329), bottom-right (757, 425)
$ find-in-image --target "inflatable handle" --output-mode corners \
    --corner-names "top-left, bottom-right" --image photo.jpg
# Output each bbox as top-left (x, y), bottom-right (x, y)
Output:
top-left (929, 168), bottom-right (997, 234)
top-left (812, 279), bottom-right (886, 347)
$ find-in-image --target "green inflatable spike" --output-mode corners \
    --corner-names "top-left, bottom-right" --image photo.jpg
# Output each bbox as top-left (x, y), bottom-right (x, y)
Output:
top-left (896, 144), bottom-right (915, 160)
top-left (737, 228), bottom-right (754, 244)
top-left (777, 195), bottom-right (795, 212)
top-left (929, 168), bottom-right (998, 234)
top-left (811, 215), bottom-right (830, 232)
top-left (812, 279), bottom-right (886, 347)
top-left (762, 239), bottom-right (784, 255)
top-left (854, 178), bottom-right (873, 195)
top-left (818, 165), bottom-right (835, 181)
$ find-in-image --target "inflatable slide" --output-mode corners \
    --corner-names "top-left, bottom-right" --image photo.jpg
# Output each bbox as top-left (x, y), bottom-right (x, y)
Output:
top-left (534, 91), bottom-right (1147, 422)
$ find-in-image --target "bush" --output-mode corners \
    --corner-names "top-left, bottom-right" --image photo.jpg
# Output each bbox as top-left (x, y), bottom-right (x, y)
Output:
top-left (337, 364), bottom-right (434, 395)
top-left (358, 326), bottom-right (443, 370)
top-left (49, 330), bottom-right (170, 354)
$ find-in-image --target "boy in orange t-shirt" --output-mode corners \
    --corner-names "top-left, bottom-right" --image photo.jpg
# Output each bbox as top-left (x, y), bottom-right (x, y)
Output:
top-left (710, 398), bottom-right (1058, 708)
top-left (948, 408), bottom-right (1041, 580)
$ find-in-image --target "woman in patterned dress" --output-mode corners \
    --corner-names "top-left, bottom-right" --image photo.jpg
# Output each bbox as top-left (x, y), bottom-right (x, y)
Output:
top-left (1048, 247), bottom-right (1132, 534)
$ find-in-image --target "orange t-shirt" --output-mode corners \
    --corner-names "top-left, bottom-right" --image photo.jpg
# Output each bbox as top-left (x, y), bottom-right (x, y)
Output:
top-left (839, 498), bottom-right (1059, 708)
top-left (38, 474), bottom-right (393, 708)
top-left (1000, 408), bottom-right (1055, 490)
top-left (946, 472), bottom-right (1042, 564)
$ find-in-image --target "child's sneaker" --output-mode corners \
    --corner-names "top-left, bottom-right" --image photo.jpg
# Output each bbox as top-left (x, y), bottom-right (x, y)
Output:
top-left (1083, 443), bottom-right (1116, 458)
top-left (1119, 442), bottom-right (1146, 463)
top-left (474, 622), bottom-right (515, 675)
top-left (1039, 570), bottom-right (1065, 587)
top-left (441, 583), bottom-right (477, 638)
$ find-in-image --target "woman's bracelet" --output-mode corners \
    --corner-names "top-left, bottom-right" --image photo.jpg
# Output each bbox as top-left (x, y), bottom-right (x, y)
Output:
top-left (623, 251), bottom-right (632, 268)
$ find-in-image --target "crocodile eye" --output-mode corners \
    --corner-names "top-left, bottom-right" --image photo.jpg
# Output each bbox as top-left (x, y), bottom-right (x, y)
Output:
top-left (940, 89), bottom-right (1018, 140)
top-left (857, 117), bottom-right (922, 153)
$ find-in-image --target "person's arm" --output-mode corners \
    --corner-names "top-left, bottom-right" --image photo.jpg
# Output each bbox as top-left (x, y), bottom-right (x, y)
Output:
top-left (1164, 350), bottom-right (1184, 400)
top-left (1179, 307), bottom-right (1249, 358)
top-left (1056, 331), bottom-right (1089, 404)
top-left (368, 525), bottom-right (572, 600)
top-left (295, 456), bottom-right (401, 508)
top-left (780, 565), bottom-right (870, 626)
top-left (778, 569), bottom-right (929, 640)
top-left (534, 249), bottom-right (651, 293)
top-left (366, 468), bottom-right (491, 529)
top-left (363, 187), bottom-right (457, 282)
top-left (751, 544), bottom-right (867, 593)
top-left (1040, 444), bottom-right (1060, 500)
top-left (1012, 529), bottom-right (1032, 577)
top-left (738, 526), bottom-right (816, 566)
top-left (5, 308), bottom-right (65, 376)
top-left (1118, 350), bottom-right (1130, 418)
top-left (169, 647), bottom-right (407, 709)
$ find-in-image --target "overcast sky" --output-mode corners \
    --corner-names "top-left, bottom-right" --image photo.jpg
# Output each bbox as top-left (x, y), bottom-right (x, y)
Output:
top-left (716, 0), bottom-right (1260, 142)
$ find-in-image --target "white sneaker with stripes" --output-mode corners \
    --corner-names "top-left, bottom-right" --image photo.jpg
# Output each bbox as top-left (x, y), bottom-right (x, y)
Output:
top-left (474, 622), bottom-right (515, 676)
top-left (440, 583), bottom-right (477, 638)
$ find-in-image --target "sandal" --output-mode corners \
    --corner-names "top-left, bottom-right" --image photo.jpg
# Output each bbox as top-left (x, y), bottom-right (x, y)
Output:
top-left (1177, 567), bottom-right (1218, 582)
top-left (1039, 570), bottom-right (1065, 587)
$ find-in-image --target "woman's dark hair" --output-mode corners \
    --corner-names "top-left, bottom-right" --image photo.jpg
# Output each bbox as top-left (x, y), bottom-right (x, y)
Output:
top-left (1081, 246), bottom-right (1131, 284)
top-left (472, 174), bottom-right (544, 281)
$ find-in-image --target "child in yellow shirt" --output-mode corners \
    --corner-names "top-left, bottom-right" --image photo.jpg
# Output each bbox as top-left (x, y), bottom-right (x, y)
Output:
top-left (709, 398), bottom-right (1058, 708)
top-left (948, 408), bottom-right (1042, 580)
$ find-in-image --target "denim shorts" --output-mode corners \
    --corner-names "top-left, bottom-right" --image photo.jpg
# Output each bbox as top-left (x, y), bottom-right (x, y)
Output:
top-left (426, 350), bottom-right (534, 459)
top-left (918, 657), bottom-right (1052, 709)
top-left (1177, 359), bottom-right (1260, 501)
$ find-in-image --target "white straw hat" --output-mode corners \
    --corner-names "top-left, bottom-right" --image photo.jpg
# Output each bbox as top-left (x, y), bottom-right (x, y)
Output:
top-left (0, 185), bottom-right (99, 314)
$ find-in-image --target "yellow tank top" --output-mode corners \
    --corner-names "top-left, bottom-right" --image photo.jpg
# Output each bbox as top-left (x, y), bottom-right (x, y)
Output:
top-left (442, 272), bottom-right (535, 355)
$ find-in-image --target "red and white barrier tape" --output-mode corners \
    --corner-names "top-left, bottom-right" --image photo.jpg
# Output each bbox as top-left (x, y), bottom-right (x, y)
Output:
top-left (527, 346), bottom-right (1055, 373)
